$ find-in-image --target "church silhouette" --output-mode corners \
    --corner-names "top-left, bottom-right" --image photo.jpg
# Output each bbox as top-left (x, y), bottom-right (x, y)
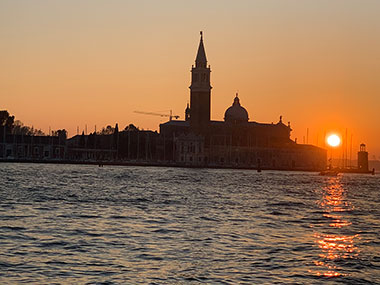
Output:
top-left (160, 32), bottom-right (326, 170)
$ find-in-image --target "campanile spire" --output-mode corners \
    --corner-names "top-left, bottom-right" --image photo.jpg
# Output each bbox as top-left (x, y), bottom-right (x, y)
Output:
top-left (195, 31), bottom-right (207, 68)
top-left (189, 31), bottom-right (212, 132)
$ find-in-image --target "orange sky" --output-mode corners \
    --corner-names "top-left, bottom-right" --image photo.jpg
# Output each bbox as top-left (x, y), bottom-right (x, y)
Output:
top-left (1, 0), bottom-right (379, 158)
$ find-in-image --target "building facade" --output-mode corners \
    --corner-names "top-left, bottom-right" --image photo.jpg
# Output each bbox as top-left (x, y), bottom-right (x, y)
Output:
top-left (0, 126), bottom-right (66, 160)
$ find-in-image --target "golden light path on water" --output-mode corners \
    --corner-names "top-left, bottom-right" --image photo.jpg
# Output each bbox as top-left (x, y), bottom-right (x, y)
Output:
top-left (312, 176), bottom-right (359, 278)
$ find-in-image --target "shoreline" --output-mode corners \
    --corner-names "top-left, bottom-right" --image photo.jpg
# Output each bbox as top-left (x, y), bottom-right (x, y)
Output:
top-left (0, 158), bottom-right (374, 174)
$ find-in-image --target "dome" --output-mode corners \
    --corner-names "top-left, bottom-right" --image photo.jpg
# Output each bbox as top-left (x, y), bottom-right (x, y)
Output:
top-left (224, 94), bottom-right (249, 123)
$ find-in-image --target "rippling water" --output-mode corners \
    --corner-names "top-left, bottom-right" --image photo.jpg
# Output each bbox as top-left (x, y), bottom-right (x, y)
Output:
top-left (0, 163), bottom-right (379, 284)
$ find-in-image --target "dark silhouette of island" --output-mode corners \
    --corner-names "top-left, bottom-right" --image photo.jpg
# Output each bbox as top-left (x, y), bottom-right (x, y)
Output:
top-left (0, 32), bottom-right (375, 173)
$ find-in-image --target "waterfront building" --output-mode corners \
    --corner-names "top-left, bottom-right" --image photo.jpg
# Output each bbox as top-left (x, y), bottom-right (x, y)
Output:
top-left (66, 127), bottom-right (159, 162)
top-left (0, 126), bottom-right (66, 160)
top-left (160, 32), bottom-right (327, 170)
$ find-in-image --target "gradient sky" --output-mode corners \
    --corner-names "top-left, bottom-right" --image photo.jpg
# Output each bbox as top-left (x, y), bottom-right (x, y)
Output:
top-left (1, 0), bottom-right (379, 158)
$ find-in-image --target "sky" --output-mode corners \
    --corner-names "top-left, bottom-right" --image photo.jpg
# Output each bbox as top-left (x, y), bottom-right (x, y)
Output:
top-left (1, 0), bottom-right (380, 158)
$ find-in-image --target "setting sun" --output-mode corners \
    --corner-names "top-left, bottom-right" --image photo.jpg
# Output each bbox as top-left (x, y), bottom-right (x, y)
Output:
top-left (327, 134), bottom-right (341, 147)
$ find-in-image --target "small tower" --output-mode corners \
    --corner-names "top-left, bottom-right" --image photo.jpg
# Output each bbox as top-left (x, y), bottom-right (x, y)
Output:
top-left (185, 103), bottom-right (191, 121)
top-left (358, 143), bottom-right (369, 172)
top-left (189, 31), bottom-right (212, 132)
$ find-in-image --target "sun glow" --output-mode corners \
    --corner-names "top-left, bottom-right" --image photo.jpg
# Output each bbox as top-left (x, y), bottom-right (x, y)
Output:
top-left (327, 134), bottom-right (341, 147)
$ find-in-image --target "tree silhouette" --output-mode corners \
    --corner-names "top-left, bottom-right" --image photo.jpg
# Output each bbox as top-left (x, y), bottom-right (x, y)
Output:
top-left (0, 110), bottom-right (44, 135)
top-left (124, 124), bottom-right (139, 131)
top-left (100, 125), bottom-right (115, 135)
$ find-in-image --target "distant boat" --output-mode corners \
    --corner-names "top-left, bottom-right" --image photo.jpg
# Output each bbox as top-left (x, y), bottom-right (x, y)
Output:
top-left (319, 170), bottom-right (339, 176)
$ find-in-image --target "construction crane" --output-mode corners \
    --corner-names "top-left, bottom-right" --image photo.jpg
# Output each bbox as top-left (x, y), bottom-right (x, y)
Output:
top-left (134, 110), bottom-right (180, 121)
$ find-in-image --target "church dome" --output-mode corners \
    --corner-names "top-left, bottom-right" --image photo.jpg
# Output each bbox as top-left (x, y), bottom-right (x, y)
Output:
top-left (224, 94), bottom-right (249, 123)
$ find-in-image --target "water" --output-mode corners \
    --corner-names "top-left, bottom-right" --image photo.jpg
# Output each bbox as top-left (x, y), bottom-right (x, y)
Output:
top-left (0, 163), bottom-right (379, 284)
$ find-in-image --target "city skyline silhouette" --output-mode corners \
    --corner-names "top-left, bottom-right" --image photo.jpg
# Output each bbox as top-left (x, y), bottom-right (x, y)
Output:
top-left (1, 1), bottom-right (379, 157)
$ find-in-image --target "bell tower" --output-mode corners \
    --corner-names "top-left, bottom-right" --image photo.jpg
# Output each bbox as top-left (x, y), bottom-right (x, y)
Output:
top-left (189, 31), bottom-right (212, 132)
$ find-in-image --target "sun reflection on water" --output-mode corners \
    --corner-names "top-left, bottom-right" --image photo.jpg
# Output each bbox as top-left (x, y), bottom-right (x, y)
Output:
top-left (311, 176), bottom-right (359, 278)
